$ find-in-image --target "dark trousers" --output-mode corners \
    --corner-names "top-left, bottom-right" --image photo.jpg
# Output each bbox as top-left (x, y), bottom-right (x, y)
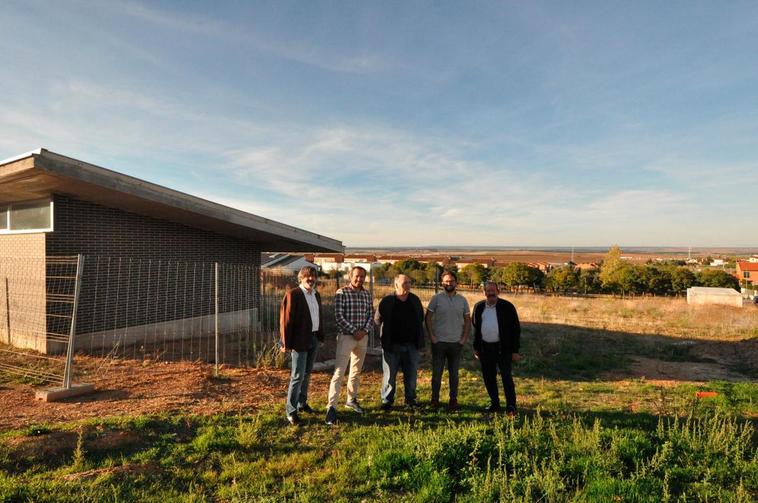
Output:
top-left (431, 342), bottom-right (462, 401)
top-left (286, 334), bottom-right (318, 416)
top-left (381, 343), bottom-right (420, 404)
top-left (479, 341), bottom-right (516, 410)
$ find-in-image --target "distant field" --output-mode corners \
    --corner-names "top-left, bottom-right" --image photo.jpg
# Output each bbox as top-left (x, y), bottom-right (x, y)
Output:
top-left (347, 246), bottom-right (758, 264)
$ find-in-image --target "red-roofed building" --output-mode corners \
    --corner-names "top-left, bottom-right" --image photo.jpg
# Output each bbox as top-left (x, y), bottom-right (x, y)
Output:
top-left (735, 261), bottom-right (758, 286)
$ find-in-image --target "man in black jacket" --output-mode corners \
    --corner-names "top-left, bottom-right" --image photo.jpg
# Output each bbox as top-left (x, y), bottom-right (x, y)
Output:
top-left (471, 281), bottom-right (521, 416)
top-left (374, 274), bottom-right (425, 409)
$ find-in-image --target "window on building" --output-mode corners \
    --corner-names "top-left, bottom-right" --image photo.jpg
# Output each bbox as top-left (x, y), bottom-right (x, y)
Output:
top-left (0, 199), bottom-right (53, 232)
top-left (745, 271), bottom-right (751, 279)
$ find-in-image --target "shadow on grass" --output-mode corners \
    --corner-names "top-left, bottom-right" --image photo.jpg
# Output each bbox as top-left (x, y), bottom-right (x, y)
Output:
top-left (448, 321), bottom-right (758, 382)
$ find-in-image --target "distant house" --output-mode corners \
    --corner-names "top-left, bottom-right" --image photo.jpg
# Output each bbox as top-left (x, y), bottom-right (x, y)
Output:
top-left (710, 259), bottom-right (726, 267)
top-left (735, 261), bottom-right (758, 286)
top-left (0, 148), bottom-right (342, 354)
top-left (686, 287), bottom-right (742, 308)
top-left (454, 257), bottom-right (496, 269)
top-left (312, 253), bottom-right (377, 274)
top-left (261, 253), bottom-right (317, 273)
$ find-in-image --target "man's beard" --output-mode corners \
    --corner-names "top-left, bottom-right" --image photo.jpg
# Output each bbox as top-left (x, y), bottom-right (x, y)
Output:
top-left (443, 284), bottom-right (455, 292)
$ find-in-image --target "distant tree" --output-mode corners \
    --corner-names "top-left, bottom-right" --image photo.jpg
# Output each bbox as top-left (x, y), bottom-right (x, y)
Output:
top-left (670, 267), bottom-right (696, 294)
top-left (599, 245), bottom-right (624, 293)
top-left (644, 266), bottom-right (673, 296)
top-left (545, 266), bottom-right (578, 292)
top-left (424, 262), bottom-right (443, 284)
top-left (493, 263), bottom-right (544, 290)
top-left (407, 268), bottom-right (427, 285)
top-left (394, 259), bottom-right (423, 274)
top-left (577, 268), bottom-right (601, 294)
top-left (697, 269), bottom-right (740, 290)
top-left (616, 264), bottom-right (645, 296)
top-left (459, 264), bottom-right (488, 286)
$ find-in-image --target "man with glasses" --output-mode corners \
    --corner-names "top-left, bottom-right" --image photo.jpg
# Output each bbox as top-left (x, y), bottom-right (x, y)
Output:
top-left (425, 271), bottom-right (470, 411)
top-left (280, 266), bottom-right (324, 425)
top-left (471, 281), bottom-right (521, 417)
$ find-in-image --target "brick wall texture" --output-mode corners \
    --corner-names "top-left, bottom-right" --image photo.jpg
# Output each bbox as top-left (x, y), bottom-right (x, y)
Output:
top-left (47, 195), bottom-right (261, 337)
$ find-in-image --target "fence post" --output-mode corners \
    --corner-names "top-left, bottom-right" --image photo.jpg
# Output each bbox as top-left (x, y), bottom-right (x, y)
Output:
top-left (4, 277), bottom-right (10, 345)
top-left (63, 254), bottom-right (84, 389)
top-left (214, 262), bottom-right (219, 377)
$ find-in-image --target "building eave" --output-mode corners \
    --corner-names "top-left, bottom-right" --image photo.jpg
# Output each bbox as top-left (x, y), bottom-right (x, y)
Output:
top-left (0, 149), bottom-right (343, 253)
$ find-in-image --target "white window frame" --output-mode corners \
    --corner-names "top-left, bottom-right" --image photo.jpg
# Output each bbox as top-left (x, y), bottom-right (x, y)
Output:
top-left (0, 198), bottom-right (54, 234)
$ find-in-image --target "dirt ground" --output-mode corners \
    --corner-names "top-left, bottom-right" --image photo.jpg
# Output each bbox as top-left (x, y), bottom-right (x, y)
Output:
top-left (1, 338), bottom-right (754, 430)
top-left (0, 355), bottom-right (388, 431)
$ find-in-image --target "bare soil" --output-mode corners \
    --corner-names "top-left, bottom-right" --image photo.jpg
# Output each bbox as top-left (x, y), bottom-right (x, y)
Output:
top-left (628, 356), bottom-right (751, 382)
top-left (0, 356), bottom-right (384, 431)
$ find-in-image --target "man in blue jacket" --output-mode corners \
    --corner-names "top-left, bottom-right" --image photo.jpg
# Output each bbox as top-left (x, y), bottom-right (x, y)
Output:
top-left (471, 281), bottom-right (521, 416)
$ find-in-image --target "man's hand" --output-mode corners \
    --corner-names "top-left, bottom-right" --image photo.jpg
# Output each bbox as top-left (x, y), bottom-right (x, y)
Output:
top-left (353, 329), bottom-right (367, 341)
top-left (430, 335), bottom-right (438, 344)
top-left (511, 353), bottom-right (522, 363)
top-left (458, 337), bottom-right (468, 345)
top-left (280, 345), bottom-right (287, 353)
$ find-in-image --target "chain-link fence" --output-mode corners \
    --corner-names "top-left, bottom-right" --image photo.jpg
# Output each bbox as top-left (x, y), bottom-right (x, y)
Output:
top-left (0, 256), bottom-right (82, 387)
top-left (0, 256), bottom-right (466, 389)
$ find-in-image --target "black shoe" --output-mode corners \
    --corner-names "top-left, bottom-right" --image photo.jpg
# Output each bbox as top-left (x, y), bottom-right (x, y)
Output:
top-left (405, 399), bottom-right (421, 408)
top-left (298, 403), bottom-right (315, 414)
top-left (505, 406), bottom-right (517, 418)
top-left (325, 406), bottom-right (337, 425)
top-left (485, 404), bottom-right (502, 413)
top-left (286, 412), bottom-right (300, 425)
top-left (345, 400), bottom-right (365, 414)
top-left (381, 402), bottom-right (393, 411)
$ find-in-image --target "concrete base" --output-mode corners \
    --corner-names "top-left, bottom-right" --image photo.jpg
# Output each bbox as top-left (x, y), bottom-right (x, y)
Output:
top-left (35, 383), bottom-right (95, 402)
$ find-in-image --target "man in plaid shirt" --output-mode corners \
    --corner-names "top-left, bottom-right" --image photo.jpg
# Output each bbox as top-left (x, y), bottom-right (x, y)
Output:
top-left (325, 266), bottom-right (374, 425)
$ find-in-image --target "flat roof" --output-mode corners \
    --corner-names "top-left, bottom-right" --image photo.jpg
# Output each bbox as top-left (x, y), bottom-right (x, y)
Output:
top-left (0, 149), bottom-right (343, 253)
top-left (687, 287), bottom-right (741, 296)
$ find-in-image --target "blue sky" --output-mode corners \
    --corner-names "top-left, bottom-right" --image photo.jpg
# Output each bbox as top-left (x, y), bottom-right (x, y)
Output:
top-left (1, 1), bottom-right (757, 248)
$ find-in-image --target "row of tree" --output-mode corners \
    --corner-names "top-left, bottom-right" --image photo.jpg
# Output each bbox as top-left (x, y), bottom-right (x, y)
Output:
top-left (369, 246), bottom-right (740, 296)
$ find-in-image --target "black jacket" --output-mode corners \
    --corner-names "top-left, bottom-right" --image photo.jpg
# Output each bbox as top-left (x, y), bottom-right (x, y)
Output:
top-left (374, 293), bottom-right (425, 351)
top-left (472, 298), bottom-right (520, 354)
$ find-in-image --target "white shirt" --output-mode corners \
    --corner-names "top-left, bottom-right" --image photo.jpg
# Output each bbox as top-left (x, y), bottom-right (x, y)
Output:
top-left (299, 285), bottom-right (320, 332)
top-left (481, 303), bottom-right (499, 343)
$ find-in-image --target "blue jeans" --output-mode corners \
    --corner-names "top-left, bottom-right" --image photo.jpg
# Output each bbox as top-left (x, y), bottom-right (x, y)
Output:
top-left (381, 343), bottom-right (420, 404)
top-left (286, 335), bottom-right (319, 416)
top-left (431, 342), bottom-right (462, 401)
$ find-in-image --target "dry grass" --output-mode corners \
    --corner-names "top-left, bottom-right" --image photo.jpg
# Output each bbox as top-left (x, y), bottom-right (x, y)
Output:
top-left (383, 286), bottom-right (758, 341)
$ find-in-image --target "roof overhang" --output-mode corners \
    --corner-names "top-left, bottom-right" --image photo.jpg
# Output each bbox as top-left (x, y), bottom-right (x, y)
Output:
top-left (0, 149), bottom-right (343, 253)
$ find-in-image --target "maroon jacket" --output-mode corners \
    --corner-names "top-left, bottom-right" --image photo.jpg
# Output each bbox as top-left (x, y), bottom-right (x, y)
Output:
top-left (279, 286), bottom-right (325, 351)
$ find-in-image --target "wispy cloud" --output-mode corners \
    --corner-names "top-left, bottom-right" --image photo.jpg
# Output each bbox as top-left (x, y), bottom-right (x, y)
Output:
top-left (112, 1), bottom-right (393, 75)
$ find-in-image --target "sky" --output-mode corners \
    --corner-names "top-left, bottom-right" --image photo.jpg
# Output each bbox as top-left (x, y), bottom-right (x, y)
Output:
top-left (1, 1), bottom-right (757, 248)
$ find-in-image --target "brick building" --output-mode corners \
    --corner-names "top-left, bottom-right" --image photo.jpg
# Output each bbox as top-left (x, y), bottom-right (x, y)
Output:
top-left (0, 148), bottom-right (342, 354)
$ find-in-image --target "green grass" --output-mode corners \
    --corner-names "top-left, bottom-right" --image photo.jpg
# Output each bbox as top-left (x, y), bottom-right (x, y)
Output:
top-left (0, 368), bottom-right (755, 502)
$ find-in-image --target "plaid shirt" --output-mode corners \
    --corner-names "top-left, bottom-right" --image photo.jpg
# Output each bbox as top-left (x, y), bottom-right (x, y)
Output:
top-left (335, 285), bottom-right (373, 336)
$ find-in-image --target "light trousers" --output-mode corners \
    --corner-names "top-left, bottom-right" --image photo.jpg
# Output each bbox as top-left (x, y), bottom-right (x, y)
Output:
top-left (327, 333), bottom-right (368, 408)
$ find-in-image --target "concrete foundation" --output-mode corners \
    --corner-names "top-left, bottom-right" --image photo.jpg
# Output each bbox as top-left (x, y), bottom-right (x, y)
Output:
top-left (35, 383), bottom-right (95, 402)
top-left (686, 287), bottom-right (742, 308)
